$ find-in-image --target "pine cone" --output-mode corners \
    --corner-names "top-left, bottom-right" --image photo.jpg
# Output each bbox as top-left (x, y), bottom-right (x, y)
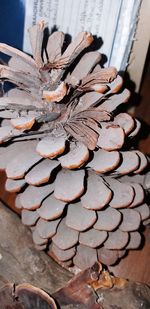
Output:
top-left (0, 21), bottom-right (149, 271)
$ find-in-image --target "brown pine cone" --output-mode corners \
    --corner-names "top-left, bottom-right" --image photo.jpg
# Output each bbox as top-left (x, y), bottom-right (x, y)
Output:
top-left (0, 21), bottom-right (149, 271)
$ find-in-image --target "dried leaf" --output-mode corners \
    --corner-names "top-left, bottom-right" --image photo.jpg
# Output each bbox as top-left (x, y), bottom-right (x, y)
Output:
top-left (53, 262), bottom-right (103, 309)
top-left (0, 283), bottom-right (57, 309)
top-left (64, 121), bottom-right (98, 150)
top-left (73, 108), bottom-right (111, 122)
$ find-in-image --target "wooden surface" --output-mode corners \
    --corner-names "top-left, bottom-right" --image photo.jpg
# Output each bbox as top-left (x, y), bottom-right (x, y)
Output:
top-left (0, 201), bottom-right (72, 293)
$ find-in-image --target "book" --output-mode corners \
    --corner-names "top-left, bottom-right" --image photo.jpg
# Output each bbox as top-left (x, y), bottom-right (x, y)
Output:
top-left (0, 0), bottom-right (143, 75)
top-left (23, 0), bottom-right (141, 71)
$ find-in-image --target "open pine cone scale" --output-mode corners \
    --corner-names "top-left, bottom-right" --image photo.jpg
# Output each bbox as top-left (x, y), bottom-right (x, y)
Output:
top-left (0, 21), bottom-right (149, 272)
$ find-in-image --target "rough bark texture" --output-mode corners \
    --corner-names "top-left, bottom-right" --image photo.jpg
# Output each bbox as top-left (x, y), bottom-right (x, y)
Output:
top-left (0, 201), bottom-right (150, 309)
top-left (0, 201), bottom-right (72, 293)
top-left (97, 282), bottom-right (150, 309)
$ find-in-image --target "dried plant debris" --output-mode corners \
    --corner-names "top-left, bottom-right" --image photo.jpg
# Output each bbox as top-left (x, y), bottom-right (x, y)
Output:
top-left (0, 283), bottom-right (57, 309)
top-left (1, 265), bottom-right (149, 309)
top-left (53, 262), bottom-right (150, 309)
top-left (0, 21), bottom-right (149, 271)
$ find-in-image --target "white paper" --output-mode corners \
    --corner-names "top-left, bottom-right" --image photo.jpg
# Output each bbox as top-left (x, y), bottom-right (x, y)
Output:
top-left (23, 0), bottom-right (141, 71)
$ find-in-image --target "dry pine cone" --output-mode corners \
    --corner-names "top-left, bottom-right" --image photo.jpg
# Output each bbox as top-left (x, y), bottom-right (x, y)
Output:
top-left (0, 21), bottom-right (149, 271)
